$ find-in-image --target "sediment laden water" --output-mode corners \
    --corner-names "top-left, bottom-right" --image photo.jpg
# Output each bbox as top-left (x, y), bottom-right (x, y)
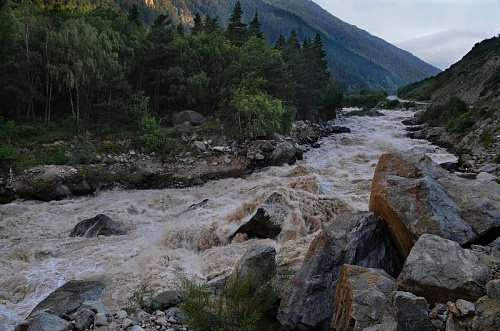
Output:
top-left (0, 110), bottom-right (456, 329)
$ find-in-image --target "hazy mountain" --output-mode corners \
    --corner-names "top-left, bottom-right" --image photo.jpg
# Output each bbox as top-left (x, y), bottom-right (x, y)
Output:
top-left (118, 0), bottom-right (441, 91)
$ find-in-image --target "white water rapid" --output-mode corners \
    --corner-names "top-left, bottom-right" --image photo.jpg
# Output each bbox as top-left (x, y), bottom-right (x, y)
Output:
top-left (0, 109), bottom-right (457, 330)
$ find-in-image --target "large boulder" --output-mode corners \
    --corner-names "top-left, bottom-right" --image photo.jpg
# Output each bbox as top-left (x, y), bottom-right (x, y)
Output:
top-left (268, 142), bottom-right (303, 166)
top-left (232, 193), bottom-right (287, 240)
top-left (331, 265), bottom-right (396, 331)
top-left (233, 244), bottom-right (276, 286)
top-left (369, 152), bottom-right (500, 258)
top-left (277, 212), bottom-right (402, 330)
top-left (29, 280), bottom-right (106, 318)
top-left (27, 312), bottom-right (72, 331)
top-left (69, 214), bottom-right (126, 237)
top-left (396, 234), bottom-right (488, 303)
top-left (379, 291), bottom-right (434, 331)
top-left (172, 110), bottom-right (206, 126)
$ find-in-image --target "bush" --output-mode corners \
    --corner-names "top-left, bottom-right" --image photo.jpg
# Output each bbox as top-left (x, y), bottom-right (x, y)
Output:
top-left (480, 129), bottom-right (496, 147)
top-left (0, 145), bottom-right (19, 170)
top-left (127, 283), bottom-right (160, 314)
top-left (68, 140), bottom-right (98, 165)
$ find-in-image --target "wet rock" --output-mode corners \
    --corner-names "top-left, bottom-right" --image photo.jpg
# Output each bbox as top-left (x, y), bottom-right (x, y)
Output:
top-left (81, 300), bottom-right (112, 315)
top-left (74, 308), bottom-right (94, 331)
top-left (331, 265), bottom-right (396, 331)
top-left (233, 244), bottom-right (276, 286)
top-left (278, 212), bottom-right (402, 330)
top-left (268, 142), bottom-right (303, 166)
top-left (155, 290), bottom-right (182, 310)
top-left (27, 312), bottom-right (72, 331)
top-left (69, 214), bottom-right (126, 237)
top-left (29, 280), bottom-right (106, 317)
top-left (396, 234), bottom-right (488, 303)
top-left (233, 193), bottom-right (286, 240)
top-left (172, 110), bottom-right (206, 126)
top-left (369, 152), bottom-right (500, 258)
top-left (379, 291), bottom-right (434, 331)
top-left (330, 126), bottom-right (351, 133)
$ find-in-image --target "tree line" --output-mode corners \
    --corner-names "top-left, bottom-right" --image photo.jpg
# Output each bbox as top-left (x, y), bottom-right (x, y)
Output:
top-left (0, 0), bottom-right (342, 142)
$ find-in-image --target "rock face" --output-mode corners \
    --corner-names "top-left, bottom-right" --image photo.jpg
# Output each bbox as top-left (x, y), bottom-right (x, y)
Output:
top-left (379, 291), bottom-right (434, 331)
top-left (277, 212), bottom-right (402, 330)
top-left (369, 152), bottom-right (500, 258)
top-left (233, 193), bottom-right (286, 240)
top-left (29, 280), bottom-right (106, 318)
top-left (396, 234), bottom-right (488, 303)
top-left (172, 110), bottom-right (206, 126)
top-left (69, 214), bottom-right (126, 237)
top-left (331, 265), bottom-right (396, 331)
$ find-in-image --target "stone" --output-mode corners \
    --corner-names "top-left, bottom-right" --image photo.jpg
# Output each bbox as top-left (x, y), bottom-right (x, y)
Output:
top-left (29, 280), bottom-right (106, 317)
top-left (27, 312), bottom-right (72, 331)
top-left (81, 300), bottom-right (112, 315)
top-left (166, 307), bottom-right (186, 322)
top-left (115, 310), bottom-right (128, 319)
top-left (448, 303), bottom-right (461, 317)
top-left (154, 316), bottom-right (168, 326)
top-left (379, 291), bottom-right (433, 331)
top-left (193, 141), bottom-right (206, 151)
top-left (254, 153), bottom-right (265, 160)
top-left (232, 193), bottom-right (286, 240)
top-left (369, 152), bottom-right (500, 258)
top-left (74, 308), bottom-right (95, 331)
top-left (429, 303), bottom-right (447, 319)
top-left (155, 290), bottom-right (182, 310)
top-left (331, 265), bottom-right (396, 331)
top-left (396, 234), bottom-right (488, 304)
top-left (485, 279), bottom-right (500, 298)
top-left (476, 172), bottom-right (496, 181)
top-left (93, 312), bottom-right (108, 326)
top-left (233, 244), bottom-right (276, 286)
top-left (69, 214), bottom-right (126, 237)
top-left (172, 110), bottom-right (206, 126)
top-left (278, 212), bottom-right (402, 330)
top-left (122, 318), bottom-right (133, 328)
top-left (330, 126), bottom-right (351, 133)
top-left (129, 326), bottom-right (146, 331)
top-left (268, 141), bottom-right (302, 166)
top-left (455, 299), bottom-right (475, 316)
top-left (430, 318), bottom-right (445, 330)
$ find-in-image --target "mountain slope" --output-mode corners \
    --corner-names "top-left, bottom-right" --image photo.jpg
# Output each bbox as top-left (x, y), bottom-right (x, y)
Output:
top-left (399, 35), bottom-right (500, 107)
top-left (118, 0), bottom-right (441, 91)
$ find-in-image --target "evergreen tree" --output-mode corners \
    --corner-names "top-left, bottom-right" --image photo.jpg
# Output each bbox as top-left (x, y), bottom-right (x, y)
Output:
top-left (176, 22), bottom-right (185, 36)
top-left (226, 0), bottom-right (246, 46)
top-left (275, 34), bottom-right (286, 50)
top-left (248, 13), bottom-right (262, 39)
top-left (191, 12), bottom-right (202, 35)
top-left (128, 4), bottom-right (140, 26)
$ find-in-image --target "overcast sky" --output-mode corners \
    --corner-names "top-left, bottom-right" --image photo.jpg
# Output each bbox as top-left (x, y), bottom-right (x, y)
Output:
top-left (311, 0), bottom-right (500, 70)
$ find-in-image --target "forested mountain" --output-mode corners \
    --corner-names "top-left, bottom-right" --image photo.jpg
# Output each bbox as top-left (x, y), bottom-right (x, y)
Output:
top-left (116, 0), bottom-right (441, 91)
top-left (398, 35), bottom-right (500, 107)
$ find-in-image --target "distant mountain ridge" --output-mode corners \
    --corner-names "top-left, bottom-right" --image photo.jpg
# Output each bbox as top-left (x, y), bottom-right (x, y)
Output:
top-left (398, 35), bottom-right (500, 107)
top-left (118, 0), bottom-right (441, 91)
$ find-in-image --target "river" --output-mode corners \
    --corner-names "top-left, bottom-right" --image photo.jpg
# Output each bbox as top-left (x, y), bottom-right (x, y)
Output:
top-left (0, 109), bottom-right (456, 330)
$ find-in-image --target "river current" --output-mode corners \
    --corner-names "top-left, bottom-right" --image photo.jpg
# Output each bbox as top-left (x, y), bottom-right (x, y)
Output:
top-left (0, 109), bottom-right (457, 330)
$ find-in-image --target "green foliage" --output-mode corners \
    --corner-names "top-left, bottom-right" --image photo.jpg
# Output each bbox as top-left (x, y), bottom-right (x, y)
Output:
top-left (0, 145), bottom-right (19, 170)
top-left (68, 140), bottom-right (98, 165)
top-left (494, 154), bottom-right (500, 164)
top-left (479, 129), bottom-right (495, 147)
top-left (127, 283), bottom-right (160, 314)
top-left (344, 90), bottom-right (387, 109)
top-left (418, 97), bottom-right (471, 133)
top-left (179, 271), bottom-right (280, 331)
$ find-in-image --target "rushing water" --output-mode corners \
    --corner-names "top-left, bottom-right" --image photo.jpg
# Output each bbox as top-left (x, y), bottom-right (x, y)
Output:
top-left (0, 109), bottom-right (457, 330)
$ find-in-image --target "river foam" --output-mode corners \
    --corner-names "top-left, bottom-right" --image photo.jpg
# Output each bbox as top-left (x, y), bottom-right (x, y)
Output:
top-left (0, 109), bottom-right (456, 329)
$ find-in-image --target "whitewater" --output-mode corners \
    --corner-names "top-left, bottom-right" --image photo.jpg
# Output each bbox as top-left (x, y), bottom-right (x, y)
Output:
top-left (0, 109), bottom-right (456, 330)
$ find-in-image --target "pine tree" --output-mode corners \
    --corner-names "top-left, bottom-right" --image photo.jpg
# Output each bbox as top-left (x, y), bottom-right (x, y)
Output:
top-left (226, 0), bottom-right (247, 46)
top-left (192, 12), bottom-right (202, 35)
top-left (275, 34), bottom-right (286, 50)
top-left (248, 13), bottom-right (262, 39)
top-left (176, 22), bottom-right (185, 36)
top-left (128, 4), bottom-right (141, 26)
top-left (203, 14), bottom-right (220, 33)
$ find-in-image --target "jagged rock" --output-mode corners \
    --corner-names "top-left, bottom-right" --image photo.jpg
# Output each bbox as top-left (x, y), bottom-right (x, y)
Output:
top-left (80, 300), bottom-right (112, 315)
top-left (330, 126), bottom-right (351, 133)
top-left (155, 290), bottom-right (182, 310)
top-left (268, 142), bottom-right (303, 166)
top-left (396, 234), bottom-right (488, 303)
top-left (331, 265), bottom-right (396, 331)
top-left (278, 212), bottom-right (402, 330)
top-left (29, 280), bottom-right (106, 317)
top-left (27, 312), bottom-right (72, 331)
top-left (172, 110), bottom-right (206, 126)
top-left (193, 141), bottom-right (206, 151)
top-left (69, 214), bottom-right (126, 237)
top-left (485, 279), bottom-right (500, 298)
top-left (456, 299), bottom-right (475, 316)
top-left (233, 244), bottom-right (276, 286)
top-left (74, 308), bottom-right (94, 331)
top-left (369, 152), bottom-right (500, 258)
top-left (379, 291), bottom-right (434, 331)
top-left (232, 193), bottom-right (286, 240)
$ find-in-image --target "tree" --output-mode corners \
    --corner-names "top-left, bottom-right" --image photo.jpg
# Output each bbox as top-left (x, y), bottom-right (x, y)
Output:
top-left (191, 11), bottom-right (202, 35)
top-left (128, 4), bottom-right (141, 26)
top-left (248, 13), bottom-right (262, 39)
top-left (226, 0), bottom-right (246, 46)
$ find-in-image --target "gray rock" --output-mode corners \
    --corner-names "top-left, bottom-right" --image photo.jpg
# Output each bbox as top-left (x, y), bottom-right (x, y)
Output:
top-left (29, 280), bottom-right (106, 317)
top-left (74, 308), bottom-right (95, 331)
top-left (430, 318), bottom-right (446, 330)
top-left (278, 212), bottom-right (402, 330)
top-left (172, 110), bottom-right (206, 126)
top-left (27, 312), bottom-right (72, 331)
top-left (456, 299), bottom-right (475, 316)
top-left (122, 318), bottom-right (133, 329)
top-left (268, 141), bottom-right (302, 166)
top-left (155, 290), bottom-right (182, 310)
top-left (369, 152), bottom-right (500, 258)
top-left (233, 244), bottom-right (276, 286)
top-left (93, 312), bottom-right (108, 326)
top-left (330, 126), bottom-right (351, 133)
top-left (81, 300), bottom-right (112, 315)
top-left (486, 279), bottom-right (500, 298)
top-left (115, 309), bottom-right (128, 319)
top-left (476, 172), bottom-right (496, 181)
top-left (232, 193), bottom-right (286, 240)
top-left (331, 265), bottom-right (396, 331)
top-left (69, 214), bottom-right (126, 237)
top-left (193, 141), bottom-right (206, 151)
top-left (166, 307), bottom-right (186, 322)
top-left (396, 234), bottom-right (488, 303)
top-left (129, 326), bottom-right (146, 331)
top-left (379, 291), bottom-right (433, 331)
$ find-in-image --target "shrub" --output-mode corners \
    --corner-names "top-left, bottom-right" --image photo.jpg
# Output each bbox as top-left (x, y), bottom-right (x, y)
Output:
top-left (0, 145), bottom-right (19, 170)
top-left (480, 129), bottom-right (496, 147)
top-left (68, 140), bottom-right (98, 165)
top-left (127, 283), bottom-right (160, 314)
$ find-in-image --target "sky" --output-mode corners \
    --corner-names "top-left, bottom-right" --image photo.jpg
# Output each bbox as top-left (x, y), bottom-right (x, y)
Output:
top-left (311, 0), bottom-right (500, 70)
